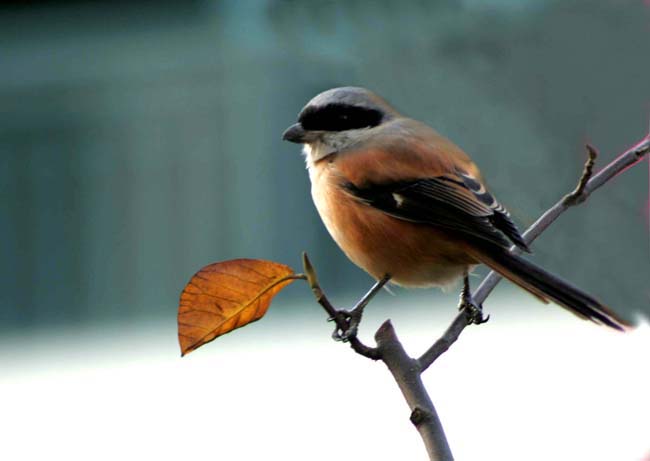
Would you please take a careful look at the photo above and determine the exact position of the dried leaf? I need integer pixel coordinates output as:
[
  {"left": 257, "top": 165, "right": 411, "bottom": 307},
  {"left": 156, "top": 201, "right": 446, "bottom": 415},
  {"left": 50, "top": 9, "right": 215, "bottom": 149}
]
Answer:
[{"left": 178, "top": 259, "right": 300, "bottom": 356}]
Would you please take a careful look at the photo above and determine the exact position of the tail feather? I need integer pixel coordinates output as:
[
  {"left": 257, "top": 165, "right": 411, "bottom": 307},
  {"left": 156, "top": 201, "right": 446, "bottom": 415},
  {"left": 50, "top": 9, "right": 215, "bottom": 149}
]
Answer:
[{"left": 468, "top": 243, "right": 628, "bottom": 331}]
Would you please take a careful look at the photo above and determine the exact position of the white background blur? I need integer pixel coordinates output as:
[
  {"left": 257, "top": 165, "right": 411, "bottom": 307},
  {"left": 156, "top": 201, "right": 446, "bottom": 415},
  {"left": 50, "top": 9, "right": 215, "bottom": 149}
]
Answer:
[{"left": 2, "top": 293, "right": 648, "bottom": 461}]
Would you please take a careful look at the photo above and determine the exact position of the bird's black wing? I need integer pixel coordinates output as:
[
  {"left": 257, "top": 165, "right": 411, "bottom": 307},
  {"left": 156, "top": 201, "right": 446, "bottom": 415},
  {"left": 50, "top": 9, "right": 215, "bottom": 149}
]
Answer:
[{"left": 343, "top": 171, "right": 530, "bottom": 252}]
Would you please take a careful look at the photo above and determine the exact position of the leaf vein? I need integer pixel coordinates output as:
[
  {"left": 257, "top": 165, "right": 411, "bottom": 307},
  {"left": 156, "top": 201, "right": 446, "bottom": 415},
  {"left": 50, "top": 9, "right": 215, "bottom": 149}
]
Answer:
[{"left": 178, "top": 321, "right": 212, "bottom": 332}]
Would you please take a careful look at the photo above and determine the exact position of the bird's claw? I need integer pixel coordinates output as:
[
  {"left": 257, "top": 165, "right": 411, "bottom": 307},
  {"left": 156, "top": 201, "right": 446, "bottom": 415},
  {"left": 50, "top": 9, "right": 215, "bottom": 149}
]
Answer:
[
  {"left": 328, "top": 309, "right": 361, "bottom": 342},
  {"left": 459, "top": 296, "right": 490, "bottom": 325}
]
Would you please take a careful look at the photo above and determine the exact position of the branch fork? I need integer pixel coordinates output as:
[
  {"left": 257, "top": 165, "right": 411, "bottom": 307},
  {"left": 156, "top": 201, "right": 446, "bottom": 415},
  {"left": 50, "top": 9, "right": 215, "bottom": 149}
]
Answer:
[{"left": 302, "top": 134, "right": 649, "bottom": 461}]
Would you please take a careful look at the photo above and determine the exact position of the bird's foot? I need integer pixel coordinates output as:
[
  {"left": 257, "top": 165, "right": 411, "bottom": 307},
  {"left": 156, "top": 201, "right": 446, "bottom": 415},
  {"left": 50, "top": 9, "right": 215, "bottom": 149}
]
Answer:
[
  {"left": 326, "top": 276, "right": 390, "bottom": 342},
  {"left": 459, "top": 293, "right": 490, "bottom": 325},
  {"left": 458, "top": 272, "right": 489, "bottom": 325},
  {"left": 328, "top": 308, "right": 362, "bottom": 342}
]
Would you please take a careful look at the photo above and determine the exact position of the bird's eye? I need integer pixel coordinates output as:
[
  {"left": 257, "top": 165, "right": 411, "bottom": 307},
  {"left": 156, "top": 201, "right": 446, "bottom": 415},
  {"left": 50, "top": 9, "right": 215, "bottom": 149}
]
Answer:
[{"left": 299, "top": 103, "right": 382, "bottom": 132}]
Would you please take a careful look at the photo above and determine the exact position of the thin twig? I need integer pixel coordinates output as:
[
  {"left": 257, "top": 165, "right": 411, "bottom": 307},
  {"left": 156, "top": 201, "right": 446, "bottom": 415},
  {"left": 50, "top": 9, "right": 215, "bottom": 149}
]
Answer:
[
  {"left": 473, "top": 135, "right": 650, "bottom": 305},
  {"left": 302, "top": 252, "right": 382, "bottom": 360},
  {"left": 418, "top": 309, "right": 472, "bottom": 372},
  {"left": 564, "top": 144, "right": 598, "bottom": 206},
  {"left": 417, "top": 137, "right": 648, "bottom": 376}
]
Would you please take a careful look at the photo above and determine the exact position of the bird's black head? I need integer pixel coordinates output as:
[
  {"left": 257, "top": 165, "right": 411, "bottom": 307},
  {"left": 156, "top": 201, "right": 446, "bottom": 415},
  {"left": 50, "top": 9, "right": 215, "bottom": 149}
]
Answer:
[{"left": 282, "top": 87, "right": 397, "bottom": 143}]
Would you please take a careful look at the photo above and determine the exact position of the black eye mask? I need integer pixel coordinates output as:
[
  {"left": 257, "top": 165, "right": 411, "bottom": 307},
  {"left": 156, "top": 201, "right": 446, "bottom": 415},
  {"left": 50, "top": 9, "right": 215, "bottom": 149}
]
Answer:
[{"left": 299, "top": 103, "right": 383, "bottom": 132}]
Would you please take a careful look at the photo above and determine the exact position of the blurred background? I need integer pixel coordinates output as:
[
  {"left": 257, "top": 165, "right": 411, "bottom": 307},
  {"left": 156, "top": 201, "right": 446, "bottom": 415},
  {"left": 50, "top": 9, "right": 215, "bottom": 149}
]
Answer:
[{"left": 1, "top": 1, "right": 649, "bottom": 460}]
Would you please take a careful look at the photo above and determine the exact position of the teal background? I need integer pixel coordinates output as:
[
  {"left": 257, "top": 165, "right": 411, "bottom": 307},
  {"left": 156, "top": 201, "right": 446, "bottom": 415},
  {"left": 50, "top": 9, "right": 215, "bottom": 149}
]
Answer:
[{"left": 1, "top": 0, "right": 648, "bottom": 332}]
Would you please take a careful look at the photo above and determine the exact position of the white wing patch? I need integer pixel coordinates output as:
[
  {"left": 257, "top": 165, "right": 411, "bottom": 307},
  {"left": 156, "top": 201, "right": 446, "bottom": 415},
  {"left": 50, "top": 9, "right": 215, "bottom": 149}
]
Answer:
[{"left": 392, "top": 193, "right": 405, "bottom": 207}]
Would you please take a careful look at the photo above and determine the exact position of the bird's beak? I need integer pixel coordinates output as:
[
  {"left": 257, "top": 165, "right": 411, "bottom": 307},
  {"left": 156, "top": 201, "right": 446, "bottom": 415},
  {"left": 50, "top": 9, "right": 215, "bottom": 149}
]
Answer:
[{"left": 282, "top": 123, "right": 307, "bottom": 144}]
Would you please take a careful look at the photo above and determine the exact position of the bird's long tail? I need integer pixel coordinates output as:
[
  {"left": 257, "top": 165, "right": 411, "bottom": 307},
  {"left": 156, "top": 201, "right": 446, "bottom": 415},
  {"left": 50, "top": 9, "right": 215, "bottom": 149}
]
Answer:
[{"left": 467, "top": 243, "right": 628, "bottom": 331}]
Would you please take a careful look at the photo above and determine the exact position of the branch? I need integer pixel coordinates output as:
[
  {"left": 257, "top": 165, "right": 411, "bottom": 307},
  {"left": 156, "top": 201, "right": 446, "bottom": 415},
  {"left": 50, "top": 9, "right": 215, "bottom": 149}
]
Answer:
[
  {"left": 375, "top": 321, "right": 453, "bottom": 461},
  {"left": 473, "top": 134, "right": 650, "bottom": 305},
  {"left": 302, "top": 252, "right": 381, "bottom": 360},
  {"left": 304, "top": 133, "right": 650, "bottom": 461},
  {"left": 418, "top": 308, "right": 473, "bottom": 373},
  {"left": 303, "top": 253, "right": 453, "bottom": 459},
  {"left": 563, "top": 143, "right": 597, "bottom": 206},
  {"left": 418, "top": 135, "right": 649, "bottom": 373}
]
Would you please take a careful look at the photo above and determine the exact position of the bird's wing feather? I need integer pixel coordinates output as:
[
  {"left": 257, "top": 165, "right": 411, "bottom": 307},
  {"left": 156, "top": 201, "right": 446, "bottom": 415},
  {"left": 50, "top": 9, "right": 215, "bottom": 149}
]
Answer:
[{"left": 343, "top": 171, "right": 529, "bottom": 252}]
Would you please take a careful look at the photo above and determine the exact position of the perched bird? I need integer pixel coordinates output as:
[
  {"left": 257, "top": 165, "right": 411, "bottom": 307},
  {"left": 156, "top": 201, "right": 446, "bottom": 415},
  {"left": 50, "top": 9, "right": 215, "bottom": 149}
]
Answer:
[{"left": 282, "top": 87, "right": 626, "bottom": 334}]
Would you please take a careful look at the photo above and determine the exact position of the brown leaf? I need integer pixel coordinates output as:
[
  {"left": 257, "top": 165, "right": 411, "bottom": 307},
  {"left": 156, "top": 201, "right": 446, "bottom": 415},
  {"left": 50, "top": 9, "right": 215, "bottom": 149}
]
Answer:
[{"left": 178, "top": 259, "right": 300, "bottom": 356}]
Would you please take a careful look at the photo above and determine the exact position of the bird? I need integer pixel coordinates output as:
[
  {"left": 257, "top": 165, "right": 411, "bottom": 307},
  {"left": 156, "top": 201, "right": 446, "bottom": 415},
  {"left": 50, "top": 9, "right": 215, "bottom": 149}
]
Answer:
[{"left": 282, "top": 86, "right": 626, "bottom": 336}]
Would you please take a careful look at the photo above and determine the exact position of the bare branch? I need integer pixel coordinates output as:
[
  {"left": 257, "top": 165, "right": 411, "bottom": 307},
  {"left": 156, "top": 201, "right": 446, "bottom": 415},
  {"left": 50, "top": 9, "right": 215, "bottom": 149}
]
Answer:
[
  {"left": 375, "top": 321, "right": 453, "bottom": 461},
  {"left": 473, "top": 135, "right": 650, "bottom": 305},
  {"left": 418, "top": 309, "right": 472, "bottom": 372},
  {"left": 564, "top": 144, "right": 598, "bottom": 206},
  {"left": 302, "top": 252, "right": 338, "bottom": 319},
  {"left": 303, "top": 134, "right": 650, "bottom": 461},
  {"left": 417, "top": 135, "right": 649, "bottom": 373},
  {"left": 302, "top": 252, "right": 381, "bottom": 360}
]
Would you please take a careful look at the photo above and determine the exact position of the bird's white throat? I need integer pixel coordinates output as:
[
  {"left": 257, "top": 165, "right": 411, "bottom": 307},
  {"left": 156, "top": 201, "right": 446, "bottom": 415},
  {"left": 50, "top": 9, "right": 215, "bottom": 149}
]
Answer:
[{"left": 302, "top": 141, "right": 335, "bottom": 171}]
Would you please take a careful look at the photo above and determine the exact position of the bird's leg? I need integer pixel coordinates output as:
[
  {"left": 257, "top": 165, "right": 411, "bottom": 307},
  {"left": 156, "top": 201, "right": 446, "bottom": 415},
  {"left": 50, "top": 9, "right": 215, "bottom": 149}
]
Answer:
[
  {"left": 330, "top": 275, "right": 391, "bottom": 342},
  {"left": 459, "top": 271, "right": 490, "bottom": 325}
]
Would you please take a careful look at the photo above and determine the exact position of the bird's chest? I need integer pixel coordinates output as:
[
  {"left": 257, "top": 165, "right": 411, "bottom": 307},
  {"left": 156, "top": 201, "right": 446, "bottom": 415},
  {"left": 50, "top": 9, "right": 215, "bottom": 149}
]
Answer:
[
  {"left": 306, "top": 155, "right": 472, "bottom": 288},
  {"left": 308, "top": 159, "right": 350, "bottom": 246}
]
